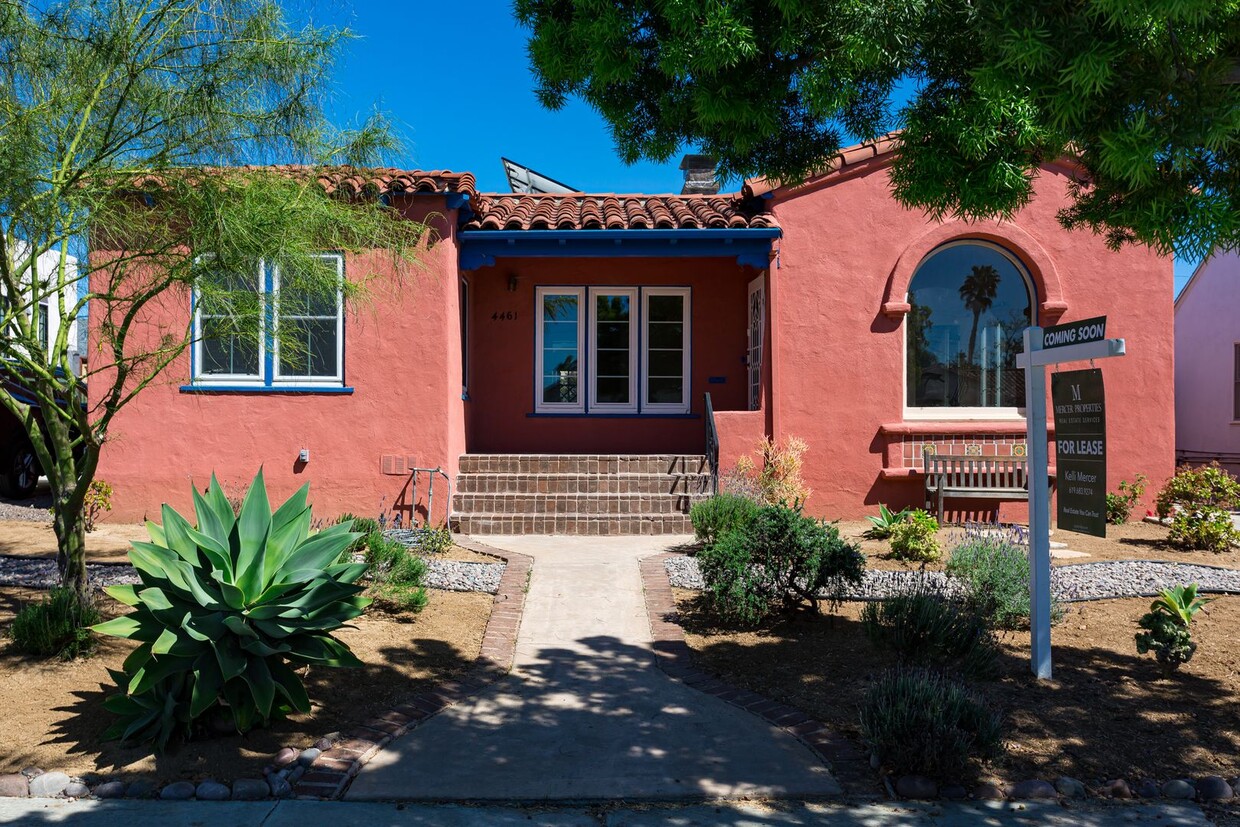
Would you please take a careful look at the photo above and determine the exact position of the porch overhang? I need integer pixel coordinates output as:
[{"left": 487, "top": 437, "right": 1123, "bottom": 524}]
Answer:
[{"left": 458, "top": 228, "right": 780, "bottom": 271}]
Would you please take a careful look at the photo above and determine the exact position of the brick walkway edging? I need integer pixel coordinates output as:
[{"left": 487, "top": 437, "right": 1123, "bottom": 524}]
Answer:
[
  {"left": 639, "top": 553, "right": 866, "bottom": 775},
  {"left": 291, "top": 538, "right": 531, "bottom": 800}
]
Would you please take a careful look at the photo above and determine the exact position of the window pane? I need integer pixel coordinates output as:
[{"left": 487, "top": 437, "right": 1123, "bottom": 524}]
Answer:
[
  {"left": 37, "top": 304, "right": 48, "bottom": 349},
  {"left": 200, "top": 316, "right": 259, "bottom": 376},
  {"left": 594, "top": 294, "right": 631, "bottom": 405},
  {"left": 648, "top": 295, "right": 683, "bottom": 322},
  {"left": 596, "top": 350, "right": 630, "bottom": 377},
  {"left": 648, "top": 322, "right": 683, "bottom": 349},
  {"left": 647, "top": 377, "right": 684, "bottom": 404},
  {"left": 648, "top": 349, "right": 682, "bottom": 376},
  {"left": 279, "top": 318, "right": 339, "bottom": 378},
  {"left": 596, "top": 321, "right": 629, "bottom": 349},
  {"left": 596, "top": 377, "right": 629, "bottom": 404},
  {"left": 541, "top": 293, "right": 579, "bottom": 406},
  {"left": 906, "top": 244, "right": 1031, "bottom": 408}
]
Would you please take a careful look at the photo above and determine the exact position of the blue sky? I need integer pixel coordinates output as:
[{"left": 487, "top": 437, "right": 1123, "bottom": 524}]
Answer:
[{"left": 318, "top": 0, "right": 1197, "bottom": 295}]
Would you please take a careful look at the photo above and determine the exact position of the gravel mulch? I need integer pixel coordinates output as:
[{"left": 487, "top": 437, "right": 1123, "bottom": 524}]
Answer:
[
  {"left": 664, "top": 555, "right": 1240, "bottom": 603},
  {"left": 0, "top": 494, "right": 52, "bottom": 523},
  {"left": 0, "top": 555, "right": 505, "bottom": 594}
]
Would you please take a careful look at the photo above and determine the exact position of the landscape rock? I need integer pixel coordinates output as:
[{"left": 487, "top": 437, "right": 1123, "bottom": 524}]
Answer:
[
  {"left": 869, "top": 753, "right": 881, "bottom": 770},
  {"left": 62, "top": 782, "right": 89, "bottom": 799},
  {"left": 1054, "top": 776, "right": 1086, "bottom": 798},
  {"left": 298, "top": 747, "right": 322, "bottom": 767},
  {"left": 1011, "top": 779, "right": 1057, "bottom": 800},
  {"left": 287, "top": 766, "right": 306, "bottom": 784},
  {"left": 941, "top": 784, "right": 968, "bottom": 800},
  {"left": 895, "top": 775, "right": 938, "bottom": 799},
  {"left": 274, "top": 747, "right": 299, "bottom": 767},
  {"left": 231, "top": 778, "right": 269, "bottom": 801},
  {"left": 1162, "top": 780, "right": 1196, "bottom": 800},
  {"left": 0, "top": 774, "right": 29, "bottom": 797},
  {"left": 196, "top": 781, "right": 231, "bottom": 801},
  {"left": 125, "top": 779, "right": 157, "bottom": 799},
  {"left": 972, "top": 783, "right": 1007, "bottom": 801},
  {"left": 1197, "top": 776, "right": 1234, "bottom": 801},
  {"left": 268, "top": 775, "right": 293, "bottom": 799},
  {"left": 94, "top": 781, "right": 126, "bottom": 799},
  {"left": 20, "top": 767, "right": 43, "bottom": 779},
  {"left": 313, "top": 736, "right": 336, "bottom": 751},
  {"left": 159, "top": 781, "right": 195, "bottom": 801},
  {"left": 1102, "top": 779, "right": 1132, "bottom": 799},
  {"left": 1135, "top": 779, "right": 1162, "bottom": 799},
  {"left": 29, "top": 771, "right": 71, "bottom": 798}
]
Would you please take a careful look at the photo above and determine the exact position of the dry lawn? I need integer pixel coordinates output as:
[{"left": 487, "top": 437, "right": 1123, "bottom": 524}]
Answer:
[
  {"left": 675, "top": 589, "right": 1240, "bottom": 786},
  {"left": 0, "top": 585, "right": 492, "bottom": 784}
]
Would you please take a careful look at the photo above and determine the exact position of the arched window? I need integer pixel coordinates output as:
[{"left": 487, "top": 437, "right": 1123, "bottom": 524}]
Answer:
[{"left": 906, "top": 241, "right": 1034, "bottom": 412}]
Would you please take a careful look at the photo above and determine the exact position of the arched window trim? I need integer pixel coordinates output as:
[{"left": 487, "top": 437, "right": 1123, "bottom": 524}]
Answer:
[{"left": 903, "top": 239, "right": 1035, "bottom": 421}]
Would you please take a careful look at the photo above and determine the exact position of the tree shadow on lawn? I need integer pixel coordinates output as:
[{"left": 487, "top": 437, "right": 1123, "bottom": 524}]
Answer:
[
  {"left": 25, "top": 633, "right": 479, "bottom": 785},
  {"left": 675, "top": 592, "right": 1240, "bottom": 786}
]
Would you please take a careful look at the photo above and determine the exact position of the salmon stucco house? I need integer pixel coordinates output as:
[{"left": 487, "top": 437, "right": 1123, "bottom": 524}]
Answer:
[{"left": 91, "top": 138, "right": 1175, "bottom": 532}]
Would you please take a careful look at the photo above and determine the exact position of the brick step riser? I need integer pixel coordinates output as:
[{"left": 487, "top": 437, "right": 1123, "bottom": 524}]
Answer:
[
  {"left": 453, "top": 515, "right": 694, "bottom": 536},
  {"left": 459, "top": 455, "right": 708, "bottom": 476},
  {"left": 453, "top": 494, "right": 705, "bottom": 516},
  {"left": 456, "top": 475, "right": 713, "bottom": 496}
]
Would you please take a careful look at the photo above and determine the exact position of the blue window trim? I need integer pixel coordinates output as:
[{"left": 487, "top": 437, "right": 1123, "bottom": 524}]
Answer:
[
  {"left": 525, "top": 412, "right": 699, "bottom": 420},
  {"left": 187, "top": 254, "right": 347, "bottom": 393},
  {"left": 460, "top": 228, "right": 779, "bottom": 271}
]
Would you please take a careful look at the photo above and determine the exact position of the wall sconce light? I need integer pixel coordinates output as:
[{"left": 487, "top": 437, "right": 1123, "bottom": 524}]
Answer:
[{"left": 507, "top": 274, "right": 518, "bottom": 292}]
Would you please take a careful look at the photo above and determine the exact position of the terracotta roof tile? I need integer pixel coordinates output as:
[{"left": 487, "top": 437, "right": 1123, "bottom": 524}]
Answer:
[
  {"left": 743, "top": 134, "right": 901, "bottom": 198},
  {"left": 463, "top": 193, "right": 774, "bottom": 232},
  {"left": 125, "top": 166, "right": 477, "bottom": 198}
]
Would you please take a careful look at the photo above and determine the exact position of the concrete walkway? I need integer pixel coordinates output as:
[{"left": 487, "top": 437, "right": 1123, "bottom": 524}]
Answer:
[
  {"left": 0, "top": 798, "right": 1214, "bottom": 826},
  {"left": 346, "top": 536, "right": 840, "bottom": 802}
]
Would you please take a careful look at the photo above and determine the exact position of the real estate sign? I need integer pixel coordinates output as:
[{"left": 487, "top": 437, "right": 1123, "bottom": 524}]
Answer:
[{"left": 1051, "top": 368, "right": 1107, "bottom": 537}]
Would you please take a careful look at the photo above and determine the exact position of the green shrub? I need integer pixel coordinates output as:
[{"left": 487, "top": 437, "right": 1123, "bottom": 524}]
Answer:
[
  {"left": 860, "top": 667, "right": 1004, "bottom": 777},
  {"left": 863, "top": 503, "right": 909, "bottom": 540},
  {"left": 697, "top": 503, "right": 865, "bottom": 624},
  {"left": 861, "top": 585, "right": 998, "bottom": 679},
  {"left": 93, "top": 471, "right": 369, "bottom": 751},
  {"left": 946, "top": 527, "right": 1059, "bottom": 630},
  {"left": 334, "top": 513, "right": 382, "bottom": 563},
  {"left": 409, "top": 526, "right": 453, "bottom": 555},
  {"left": 9, "top": 588, "right": 101, "bottom": 659},
  {"left": 1168, "top": 506, "right": 1240, "bottom": 552},
  {"left": 888, "top": 510, "right": 940, "bottom": 563},
  {"left": 1155, "top": 463, "right": 1240, "bottom": 519},
  {"left": 690, "top": 493, "right": 760, "bottom": 545},
  {"left": 1136, "top": 584, "right": 1213, "bottom": 678},
  {"left": 83, "top": 480, "right": 114, "bottom": 533},
  {"left": 1106, "top": 474, "right": 1147, "bottom": 525},
  {"left": 360, "top": 532, "right": 430, "bottom": 613}
]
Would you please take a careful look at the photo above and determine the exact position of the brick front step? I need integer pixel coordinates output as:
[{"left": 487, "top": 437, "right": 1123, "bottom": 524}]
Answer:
[
  {"left": 453, "top": 492, "right": 709, "bottom": 516},
  {"left": 456, "top": 472, "right": 713, "bottom": 496},
  {"left": 458, "top": 454, "right": 707, "bottom": 476},
  {"left": 454, "top": 513, "right": 694, "bottom": 536},
  {"left": 454, "top": 454, "right": 712, "bottom": 536}
]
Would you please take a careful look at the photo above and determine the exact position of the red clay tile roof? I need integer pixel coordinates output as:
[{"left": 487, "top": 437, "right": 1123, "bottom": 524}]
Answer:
[
  {"left": 124, "top": 166, "right": 477, "bottom": 197},
  {"left": 743, "top": 134, "right": 901, "bottom": 198},
  {"left": 463, "top": 193, "right": 775, "bottom": 231}
]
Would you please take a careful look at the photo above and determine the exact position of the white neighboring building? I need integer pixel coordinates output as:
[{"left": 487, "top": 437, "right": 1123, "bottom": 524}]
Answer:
[
  {"left": 7, "top": 243, "right": 82, "bottom": 375},
  {"left": 1174, "top": 250, "right": 1240, "bottom": 474}
]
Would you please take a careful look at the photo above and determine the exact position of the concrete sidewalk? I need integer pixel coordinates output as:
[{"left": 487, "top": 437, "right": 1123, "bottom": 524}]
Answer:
[
  {"left": 0, "top": 798, "right": 1215, "bottom": 826},
  {"left": 346, "top": 535, "right": 840, "bottom": 801}
]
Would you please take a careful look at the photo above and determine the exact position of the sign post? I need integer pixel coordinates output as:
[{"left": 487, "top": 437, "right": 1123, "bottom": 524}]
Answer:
[{"left": 1017, "top": 317, "right": 1124, "bottom": 680}]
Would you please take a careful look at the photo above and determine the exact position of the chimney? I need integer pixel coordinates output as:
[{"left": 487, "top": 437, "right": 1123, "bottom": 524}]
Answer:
[{"left": 679, "top": 154, "right": 719, "bottom": 195}]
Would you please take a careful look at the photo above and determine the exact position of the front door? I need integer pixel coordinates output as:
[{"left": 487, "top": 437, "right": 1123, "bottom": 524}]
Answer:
[{"left": 747, "top": 274, "right": 764, "bottom": 411}]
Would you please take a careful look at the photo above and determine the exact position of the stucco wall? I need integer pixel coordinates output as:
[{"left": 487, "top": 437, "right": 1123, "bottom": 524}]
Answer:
[
  {"left": 1174, "top": 251, "right": 1240, "bottom": 472},
  {"left": 91, "top": 197, "right": 465, "bottom": 524},
  {"left": 464, "top": 256, "right": 755, "bottom": 454},
  {"left": 767, "top": 161, "right": 1175, "bottom": 520}
]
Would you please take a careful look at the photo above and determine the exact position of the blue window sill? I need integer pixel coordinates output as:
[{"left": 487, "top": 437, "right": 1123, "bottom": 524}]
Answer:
[
  {"left": 526, "top": 412, "right": 699, "bottom": 419},
  {"left": 180, "top": 385, "right": 354, "bottom": 395}
]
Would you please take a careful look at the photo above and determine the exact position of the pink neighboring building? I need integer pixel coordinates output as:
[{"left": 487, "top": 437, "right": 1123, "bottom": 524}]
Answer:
[
  {"left": 1175, "top": 251, "right": 1240, "bottom": 474},
  {"left": 91, "top": 140, "right": 1176, "bottom": 531}
]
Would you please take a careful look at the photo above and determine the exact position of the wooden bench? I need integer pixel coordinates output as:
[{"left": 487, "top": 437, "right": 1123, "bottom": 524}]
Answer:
[{"left": 922, "top": 448, "right": 1041, "bottom": 518}]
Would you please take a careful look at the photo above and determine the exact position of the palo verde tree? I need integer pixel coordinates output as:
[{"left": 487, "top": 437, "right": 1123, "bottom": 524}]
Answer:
[
  {"left": 0, "top": 0, "right": 426, "bottom": 600},
  {"left": 516, "top": 0, "right": 1240, "bottom": 259}
]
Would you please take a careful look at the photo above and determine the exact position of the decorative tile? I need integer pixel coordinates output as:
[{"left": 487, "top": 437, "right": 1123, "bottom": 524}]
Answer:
[
  {"left": 964, "top": 443, "right": 982, "bottom": 456},
  {"left": 1012, "top": 443, "right": 1027, "bottom": 457}
]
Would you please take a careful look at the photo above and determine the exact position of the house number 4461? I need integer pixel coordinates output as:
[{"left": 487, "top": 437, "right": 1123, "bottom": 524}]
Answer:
[{"left": 491, "top": 311, "right": 517, "bottom": 321}]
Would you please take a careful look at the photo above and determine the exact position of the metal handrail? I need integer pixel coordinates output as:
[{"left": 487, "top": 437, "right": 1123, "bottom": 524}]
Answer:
[{"left": 703, "top": 392, "right": 719, "bottom": 495}]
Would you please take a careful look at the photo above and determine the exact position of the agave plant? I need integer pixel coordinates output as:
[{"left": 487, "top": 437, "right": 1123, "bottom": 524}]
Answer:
[
  {"left": 863, "top": 503, "right": 909, "bottom": 539},
  {"left": 1135, "top": 583, "right": 1214, "bottom": 678},
  {"left": 93, "top": 470, "right": 369, "bottom": 750}
]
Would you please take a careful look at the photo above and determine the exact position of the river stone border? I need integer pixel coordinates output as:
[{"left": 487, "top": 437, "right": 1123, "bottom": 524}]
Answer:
[{"left": 0, "top": 537, "right": 529, "bottom": 802}]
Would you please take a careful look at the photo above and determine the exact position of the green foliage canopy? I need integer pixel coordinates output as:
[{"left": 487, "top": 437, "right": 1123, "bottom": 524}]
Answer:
[{"left": 517, "top": 0, "right": 1240, "bottom": 258}]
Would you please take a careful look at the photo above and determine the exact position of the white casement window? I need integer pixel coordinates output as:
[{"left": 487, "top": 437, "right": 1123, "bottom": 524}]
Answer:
[
  {"left": 642, "top": 287, "right": 691, "bottom": 413},
  {"left": 535, "top": 285, "right": 692, "bottom": 415},
  {"left": 192, "top": 254, "right": 345, "bottom": 388},
  {"left": 535, "top": 287, "right": 585, "bottom": 413},
  {"left": 1233, "top": 343, "right": 1240, "bottom": 422},
  {"left": 273, "top": 254, "right": 344, "bottom": 384},
  {"left": 192, "top": 258, "right": 265, "bottom": 384},
  {"left": 589, "top": 288, "right": 638, "bottom": 413}
]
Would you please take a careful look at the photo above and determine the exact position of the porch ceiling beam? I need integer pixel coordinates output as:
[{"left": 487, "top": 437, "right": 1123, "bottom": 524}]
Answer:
[{"left": 458, "top": 228, "right": 780, "bottom": 271}]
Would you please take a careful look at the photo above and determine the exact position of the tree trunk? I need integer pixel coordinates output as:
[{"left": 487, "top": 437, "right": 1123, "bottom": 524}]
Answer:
[{"left": 53, "top": 497, "right": 89, "bottom": 601}]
